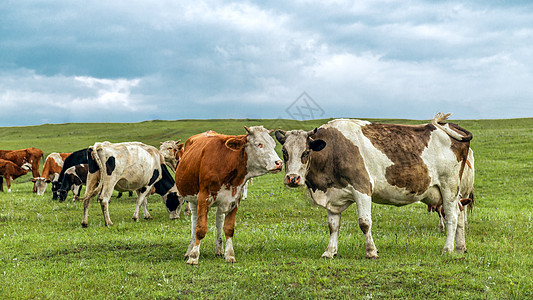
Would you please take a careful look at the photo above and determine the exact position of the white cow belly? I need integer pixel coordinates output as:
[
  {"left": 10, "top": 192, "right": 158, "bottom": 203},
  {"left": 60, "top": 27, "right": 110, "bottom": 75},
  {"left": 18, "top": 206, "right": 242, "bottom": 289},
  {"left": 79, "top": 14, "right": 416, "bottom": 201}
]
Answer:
[
  {"left": 213, "top": 186, "right": 240, "bottom": 214},
  {"left": 309, "top": 186, "right": 355, "bottom": 214}
]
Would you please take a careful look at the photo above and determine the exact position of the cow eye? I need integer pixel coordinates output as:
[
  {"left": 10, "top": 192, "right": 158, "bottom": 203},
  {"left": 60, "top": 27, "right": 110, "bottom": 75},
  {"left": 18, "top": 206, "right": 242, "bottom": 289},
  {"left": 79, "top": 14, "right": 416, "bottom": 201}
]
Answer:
[{"left": 257, "top": 143, "right": 263, "bottom": 148}]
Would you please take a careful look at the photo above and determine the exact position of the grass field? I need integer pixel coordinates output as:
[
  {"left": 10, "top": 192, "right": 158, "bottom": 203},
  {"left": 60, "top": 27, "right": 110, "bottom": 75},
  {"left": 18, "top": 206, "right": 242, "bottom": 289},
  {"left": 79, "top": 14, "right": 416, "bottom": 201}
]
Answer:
[{"left": 1, "top": 117, "right": 532, "bottom": 299}]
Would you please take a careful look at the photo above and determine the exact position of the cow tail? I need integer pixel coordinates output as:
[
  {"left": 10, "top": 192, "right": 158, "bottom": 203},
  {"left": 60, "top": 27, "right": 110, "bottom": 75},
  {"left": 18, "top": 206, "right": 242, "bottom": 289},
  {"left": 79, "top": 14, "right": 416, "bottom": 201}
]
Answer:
[
  {"left": 80, "top": 146, "right": 105, "bottom": 201},
  {"left": 432, "top": 112, "right": 473, "bottom": 142}
]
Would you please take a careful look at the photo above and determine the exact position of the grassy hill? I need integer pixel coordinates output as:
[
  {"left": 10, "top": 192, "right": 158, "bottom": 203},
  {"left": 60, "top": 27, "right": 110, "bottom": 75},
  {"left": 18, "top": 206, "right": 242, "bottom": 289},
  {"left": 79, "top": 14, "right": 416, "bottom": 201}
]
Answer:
[{"left": 1, "top": 117, "right": 532, "bottom": 299}]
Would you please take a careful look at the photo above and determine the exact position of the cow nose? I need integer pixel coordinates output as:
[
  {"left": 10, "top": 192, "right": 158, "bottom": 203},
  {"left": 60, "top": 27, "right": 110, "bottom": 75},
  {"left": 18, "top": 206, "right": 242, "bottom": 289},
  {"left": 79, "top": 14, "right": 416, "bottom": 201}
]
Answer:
[
  {"left": 285, "top": 175, "right": 301, "bottom": 186},
  {"left": 274, "top": 160, "right": 283, "bottom": 170}
]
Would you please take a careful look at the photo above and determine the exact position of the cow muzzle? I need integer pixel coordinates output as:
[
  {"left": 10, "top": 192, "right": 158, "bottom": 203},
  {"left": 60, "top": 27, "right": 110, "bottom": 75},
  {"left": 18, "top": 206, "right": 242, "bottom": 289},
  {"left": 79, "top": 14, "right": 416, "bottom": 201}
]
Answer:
[
  {"left": 269, "top": 160, "right": 283, "bottom": 173},
  {"left": 285, "top": 174, "right": 303, "bottom": 187}
]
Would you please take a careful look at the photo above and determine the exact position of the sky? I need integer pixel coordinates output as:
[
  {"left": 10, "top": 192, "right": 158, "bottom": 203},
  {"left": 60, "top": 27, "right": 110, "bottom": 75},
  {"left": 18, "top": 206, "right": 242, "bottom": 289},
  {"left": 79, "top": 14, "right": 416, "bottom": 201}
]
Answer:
[{"left": 1, "top": 0, "right": 532, "bottom": 126}]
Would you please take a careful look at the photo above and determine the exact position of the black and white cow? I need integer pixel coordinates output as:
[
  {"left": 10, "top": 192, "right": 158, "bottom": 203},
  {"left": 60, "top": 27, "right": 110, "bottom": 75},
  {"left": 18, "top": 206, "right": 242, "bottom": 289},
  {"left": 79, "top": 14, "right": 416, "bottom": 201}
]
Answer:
[
  {"left": 275, "top": 113, "right": 472, "bottom": 259},
  {"left": 53, "top": 148, "right": 88, "bottom": 201},
  {"left": 80, "top": 141, "right": 182, "bottom": 227},
  {"left": 58, "top": 164, "right": 88, "bottom": 202}
]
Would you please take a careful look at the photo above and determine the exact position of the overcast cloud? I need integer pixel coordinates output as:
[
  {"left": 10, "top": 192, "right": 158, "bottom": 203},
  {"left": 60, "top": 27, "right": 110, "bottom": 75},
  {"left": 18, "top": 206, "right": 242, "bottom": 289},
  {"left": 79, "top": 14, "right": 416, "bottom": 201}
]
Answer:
[{"left": 1, "top": 0, "right": 532, "bottom": 126}]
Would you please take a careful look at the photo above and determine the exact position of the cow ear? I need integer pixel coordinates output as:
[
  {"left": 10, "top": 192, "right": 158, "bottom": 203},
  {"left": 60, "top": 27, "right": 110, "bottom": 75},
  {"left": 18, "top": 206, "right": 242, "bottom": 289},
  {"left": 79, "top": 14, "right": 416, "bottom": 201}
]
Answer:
[
  {"left": 225, "top": 137, "right": 246, "bottom": 151},
  {"left": 309, "top": 139, "right": 326, "bottom": 151},
  {"left": 275, "top": 130, "right": 286, "bottom": 145}
]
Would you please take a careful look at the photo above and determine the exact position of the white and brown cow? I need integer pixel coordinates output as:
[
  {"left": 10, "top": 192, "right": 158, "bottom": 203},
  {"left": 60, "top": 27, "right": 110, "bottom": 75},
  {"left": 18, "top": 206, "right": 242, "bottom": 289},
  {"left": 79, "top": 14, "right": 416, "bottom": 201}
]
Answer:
[
  {"left": 176, "top": 126, "right": 282, "bottom": 265},
  {"left": 32, "top": 152, "right": 71, "bottom": 196},
  {"left": 275, "top": 113, "right": 472, "bottom": 259},
  {"left": 0, "top": 159, "right": 32, "bottom": 192},
  {"left": 80, "top": 142, "right": 183, "bottom": 227},
  {"left": 430, "top": 148, "right": 475, "bottom": 231}
]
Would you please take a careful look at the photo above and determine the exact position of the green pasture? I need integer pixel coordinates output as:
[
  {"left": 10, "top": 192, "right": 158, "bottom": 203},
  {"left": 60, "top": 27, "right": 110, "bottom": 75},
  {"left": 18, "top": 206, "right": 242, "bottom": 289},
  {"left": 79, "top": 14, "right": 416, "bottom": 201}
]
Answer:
[{"left": 0, "top": 117, "right": 532, "bottom": 299}]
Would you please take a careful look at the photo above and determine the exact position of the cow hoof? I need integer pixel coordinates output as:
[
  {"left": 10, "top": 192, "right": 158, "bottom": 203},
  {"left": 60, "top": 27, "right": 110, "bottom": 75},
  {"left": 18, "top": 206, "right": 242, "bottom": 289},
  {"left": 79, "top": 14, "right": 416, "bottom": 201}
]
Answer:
[
  {"left": 225, "top": 256, "right": 236, "bottom": 263},
  {"left": 106, "top": 222, "right": 114, "bottom": 227},
  {"left": 321, "top": 251, "right": 336, "bottom": 259},
  {"left": 455, "top": 247, "right": 467, "bottom": 254},
  {"left": 144, "top": 216, "right": 153, "bottom": 220},
  {"left": 81, "top": 223, "right": 88, "bottom": 228},
  {"left": 186, "top": 257, "right": 199, "bottom": 265},
  {"left": 132, "top": 217, "right": 139, "bottom": 222},
  {"left": 365, "top": 253, "right": 379, "bottom": 259}
]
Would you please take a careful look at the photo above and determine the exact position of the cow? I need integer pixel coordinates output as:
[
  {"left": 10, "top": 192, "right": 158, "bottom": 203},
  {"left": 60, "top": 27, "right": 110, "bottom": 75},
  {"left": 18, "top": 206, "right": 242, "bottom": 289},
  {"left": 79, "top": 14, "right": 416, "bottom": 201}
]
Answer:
[
  {"left": 80, "top": 141, "right": 182, "bottom": 227},
  {"left": 0, "top": 147, "right": 44, "bottom": 192},
  {"left": 32, "top": 152, "right": 71, "bottom": 196},
  {"left": 430, "top": 148, "right": 475, "bottom": 231},
  {"left": 275, "top": 113, "right": 472, "bottom": 259},
  {"left": 52, "top": 148, "right": 88, "bottom": 200},
  {"left": 176, "top": 126, "right": 282, "bottom": 265},
  {"left": 57, "top": 164, "right": 88, "bottom": 202},
  {"left": 0, "top": 159, "right": 32, "bottom": 192}
]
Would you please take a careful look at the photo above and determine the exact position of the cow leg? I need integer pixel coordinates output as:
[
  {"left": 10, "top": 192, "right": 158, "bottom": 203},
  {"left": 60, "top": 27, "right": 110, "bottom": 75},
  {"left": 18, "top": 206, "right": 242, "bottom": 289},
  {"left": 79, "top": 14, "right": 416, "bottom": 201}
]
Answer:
[
  {"left": 223, "top": 205, "right": 239, "bottom": 263},
  {"left": 132, "top": 189, "right": 152, "bottom": 221},
  {"left": 81, "top": 194, "right": 92, "bottom": 228},
  {"left": 214, "top": 207, "right": 225, "bottom": 256},
  {"left": 0, "top": 176, "right": 3, "bottom": 192},
  {"left": 355, "top": 194, "right": 378, "bottom": 259},
  {"left": 72, "top": 184, "right": 82, "bottom": 202},
  {"left": 455, "top": 203, "right": 467, "bottom": 253},
  {"left": 184, "top": 201, "right": 191, "bottom": 216},
  {"left": 438, "top": 208, "right": 445, "bottom": 232},
  {"left": 442, "top": 192, "right": 460, "bottom": 254},
  {"left": 185, "top": 201, "right": 198, "bottom": 259},
  {"left": 241, "top": 180, "right": 248, "bottom": 200},
  {"left": 187, "top": 190, "right": 209, "bottom": 265},
  {"left": 5, "top": 176, "right": 12, "bottom": 193},
  {"left": 99, "top": 187, "right": 115, "bottom": 226},
  {"left": 322, "top": 210, "right": 341, "bottom": 259}
]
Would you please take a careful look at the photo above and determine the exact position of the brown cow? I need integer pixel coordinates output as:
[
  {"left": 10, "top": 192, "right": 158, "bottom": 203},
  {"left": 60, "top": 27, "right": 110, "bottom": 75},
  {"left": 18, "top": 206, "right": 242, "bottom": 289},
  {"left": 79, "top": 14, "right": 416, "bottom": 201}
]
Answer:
[
  {"left": 176, "top": 126, "right": 282, "bottom": 265},
  {"left": 0, "top": 148, "right": 44, "bottom": 192},
  {"left": 0, "top": 159, "right": 32, "bottom": 192},
  {"left": 32, "top": 152, "right": 71, "bottom": 196}
]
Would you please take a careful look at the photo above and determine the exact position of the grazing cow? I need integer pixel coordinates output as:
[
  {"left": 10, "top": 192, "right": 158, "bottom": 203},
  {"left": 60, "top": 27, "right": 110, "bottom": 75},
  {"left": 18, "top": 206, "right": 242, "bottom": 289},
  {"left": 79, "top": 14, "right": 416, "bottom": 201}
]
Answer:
[
  {"left": 275, "top": 113, "right": 472, "bottom": 259},
  {"left": 176, "top": 126, "right": 282, "bottom": 265},
  {"left": 80, "top": 142, "right": 182, "bottom": 227},
  {"left": 32, "top": 152, "right": 71, "bottom": 196},
  {"left": 430, "top": 148, "right": 475, "bottom": 231},
  {"left": 0, "top": 159, "right": 32, "bottom": 192},
  {"left": 52, "top": 148, "right": 88, "bottom": 200},
  {"left": 0, "top": 148, "right": 44, "bottom": 192},
  {"left": 159, "top": 140, "right": 184, "bottom": 172},
  {"left": 58, "top": 164, "right": 88, "bottom": 202}
]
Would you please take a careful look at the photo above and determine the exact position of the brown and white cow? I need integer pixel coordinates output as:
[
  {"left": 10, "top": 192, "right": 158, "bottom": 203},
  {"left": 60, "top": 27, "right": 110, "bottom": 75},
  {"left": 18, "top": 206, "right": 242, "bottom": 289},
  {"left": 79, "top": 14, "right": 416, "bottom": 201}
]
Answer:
[
  {"left": 0, "top": 147, "right": 43, "bottom": 192},
  {"left": 176, "top": 126, "right": 282, "bottom": 265},
  {"left": 32, "top": 152, "right": 71, "bottom": 196},
  {"left": 275, "top": 113, "right": 472, "bottom": 259},
  {"left": 430, "top": 148, "right": 475, "bottom": 231},
  {"left": 0, "top": 159, "right": 32, "bottom": 192},
  {"left": 80, "top": 142, "right": 183, "bottom": 227}
]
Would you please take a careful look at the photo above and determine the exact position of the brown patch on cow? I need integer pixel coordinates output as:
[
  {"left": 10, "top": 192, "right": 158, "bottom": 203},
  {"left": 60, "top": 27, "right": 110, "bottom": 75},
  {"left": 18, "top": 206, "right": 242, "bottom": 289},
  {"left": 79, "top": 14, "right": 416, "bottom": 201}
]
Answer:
[
  {"left": 361, "top": 123, "right": 435, "bottom": 195},
  {"left": 176, "top": 131, "right": 248, "bottom": 198},
  {"left": 307, "top": 127, "right": 372, "bottom": 195}
]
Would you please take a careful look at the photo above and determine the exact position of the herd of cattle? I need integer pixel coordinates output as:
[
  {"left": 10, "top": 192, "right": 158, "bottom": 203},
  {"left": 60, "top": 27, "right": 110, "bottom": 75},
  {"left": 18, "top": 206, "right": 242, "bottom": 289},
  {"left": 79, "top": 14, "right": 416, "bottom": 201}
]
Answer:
[{"left": 0, "top": 113, "right": 475, "bottom": 264}]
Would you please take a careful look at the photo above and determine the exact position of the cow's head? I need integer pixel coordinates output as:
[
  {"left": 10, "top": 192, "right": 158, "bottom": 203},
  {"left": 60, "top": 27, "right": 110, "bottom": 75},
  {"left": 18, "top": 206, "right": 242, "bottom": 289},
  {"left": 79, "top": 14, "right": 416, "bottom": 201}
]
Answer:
[
  {"left": 159, "top": 140, "right": 184, "bottom": 171},
  {"left": 32, "top": 177, "right": 50, "bottom": 196},
  {"left": 275, "top": 129, "right": 326, "bottom": 187},
  {"left": 229, "top": 126, "right": 282, "bottom": 177}
]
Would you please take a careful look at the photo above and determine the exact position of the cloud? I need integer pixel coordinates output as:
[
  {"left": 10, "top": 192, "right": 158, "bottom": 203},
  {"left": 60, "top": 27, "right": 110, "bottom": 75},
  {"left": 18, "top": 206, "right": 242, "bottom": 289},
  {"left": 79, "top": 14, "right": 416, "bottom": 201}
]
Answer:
[{"left": 1, "top": 0, "right": 532, "bottom": 126}]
